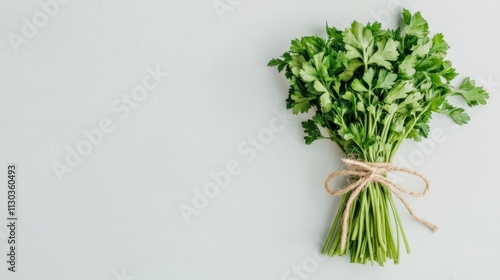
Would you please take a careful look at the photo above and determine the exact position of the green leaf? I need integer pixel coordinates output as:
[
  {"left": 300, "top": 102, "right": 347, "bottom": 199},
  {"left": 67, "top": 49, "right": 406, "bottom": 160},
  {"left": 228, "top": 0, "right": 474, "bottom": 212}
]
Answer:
[
  {"left": 290, "top": 91, "right": 312, "bottom": 114},
  {"left": 367, "top": 38, "right": 399, "bottom": 69},
  {"left": 366, "top": 22, "right": 382, "bottom": 37},
  {"left": 356, "top": 101, "right": 365, "bottom": 112},
  {"left": 410, "top": 38, "right": 432, "bottom": 57},
  {"left": 289, "top": 55, "right": 306, "bottom": 77},
  {"left": 302, "top": 120, "right": 323, "bottom": 144},
  {"left": 367, "top": 104, "right": 376, "bottom": 115},
  {"left": 408, "top": 122, "right": 430, "bottom": 141},
  {"left": 326, "top": 24, "right": 343, "bottom": 42},
  {"left": 341, "top": 91, "right": 356, "bottom": 103},
  {"left": 430, "top": 33, "right": 449, "bottom": 54},
  {"left": 290, "top": 39, "right": 305, "bottom": 53},
  {"left": 453, "top": 77, "right": 489, "bottom": 106},
  {"left": 428, "top": 95, "right": 443, "bottom": 111},
  {"left": 301, "top": 36, "right": 326, "bottom": 58},
  {"left": 439, "top": 100, "right": 470, "bottom": 125},
  {"left": 299, "top": 63, "right": 318, "bottom": 82},
  {"left": 383, "top": 103, "right": 398, "bottom": 114},
  {"left": 397, "top": 91, "right": 424, "bottom": 115},
  {"left": 313, "top": 80, "right": 329, "bottom": 94},
  {"left": 439, "top": 61, "right": 458, "bottom": 81},
  {"left": 312, "top": 114, "right": 326, "bottom": 126},
  {"left": 348, "top": 123, "right": 363, "bottom": 142},
  {"left": 362, "top": 68, "right": 375, "bottom": 87},
  {"left": 313, "top": 52, "right": 326, "bottom": 70},
  {"left": 320, "top": 92, "right": 333, "bottom": 112},
  {"left": 339, "top": 128, "right": 354, "bottom": 141},
  {"left": 343, "top": 21, "right": 374, "bottom": 50},
  {"left": 268, "top": 58, "right": 283, "bottom": 67},
  {"left": 343, "top": 21, "right": 374, "bottom": 60},
  {"left": 289, "top": 55, "right": 306, "bottom": 76},
  {"left": 426, "top": 73, "right": 444, "bottom": 86},
  {"left": 351, "top": 79, "right": 369, "bottom": 92},
  {"left": 374, "top": 69, "right": 397, "bottom": 90},
  {"left": 339, "top": 59, "right": 363, "bottom": 81},
  {"left": 402, "top": 9, "right": 429, "bottom": 38},
  {"left": 345, "top": 45, "right": 362, "bottom": 60},
  {"left": 398, "top": 55, "right": 417, "bottom": 76},
  {"left": 424, "top": 88, "right": 440, "bottom": 103},
  {"left": 384, "top": 81, "right": 413, "bottom": 103},
  {"left": 416, "top": 57, "right": 442, "bottom": 72},
  {"left": 390, "top": 118, "right": 405, "bottom": 133},
  {"left": 362, "top": 135, "right": 377, "bottom": 149}
]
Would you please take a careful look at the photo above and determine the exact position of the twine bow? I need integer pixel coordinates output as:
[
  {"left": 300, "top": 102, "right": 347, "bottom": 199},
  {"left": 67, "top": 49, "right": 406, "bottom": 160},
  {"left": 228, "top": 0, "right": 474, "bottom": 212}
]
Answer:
[{"left": 325, "top": 158, "right": 439, "bottom": 252}]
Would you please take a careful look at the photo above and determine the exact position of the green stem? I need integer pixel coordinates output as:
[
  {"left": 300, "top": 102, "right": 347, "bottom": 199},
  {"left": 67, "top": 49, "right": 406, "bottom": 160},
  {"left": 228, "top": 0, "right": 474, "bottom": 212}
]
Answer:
[
  {"left": 322, "top": 194, "right": 347, "bottom": 254},
  {"left": 322, "top": 145, "right": 412, "bottom": 265}
]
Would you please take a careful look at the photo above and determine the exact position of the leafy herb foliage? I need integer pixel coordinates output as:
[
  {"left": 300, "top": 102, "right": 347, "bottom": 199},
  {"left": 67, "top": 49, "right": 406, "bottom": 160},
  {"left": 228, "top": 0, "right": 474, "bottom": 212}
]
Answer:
[{"left": 269, "top": 9, "right": 488, "bottom": 265}]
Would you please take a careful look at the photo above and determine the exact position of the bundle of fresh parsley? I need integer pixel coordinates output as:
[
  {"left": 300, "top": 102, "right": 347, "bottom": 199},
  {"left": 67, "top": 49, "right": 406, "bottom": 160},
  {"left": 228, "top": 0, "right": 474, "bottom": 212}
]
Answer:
[{"left": 268, "top": 9, "right": 488, "bottom": 265}]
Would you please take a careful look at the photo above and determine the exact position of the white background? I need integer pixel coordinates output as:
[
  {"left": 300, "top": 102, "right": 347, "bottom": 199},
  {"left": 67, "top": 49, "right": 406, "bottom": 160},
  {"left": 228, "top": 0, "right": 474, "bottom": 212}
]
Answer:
[{"left": 1, "top": 0, "right": 500, "bottom": 279}]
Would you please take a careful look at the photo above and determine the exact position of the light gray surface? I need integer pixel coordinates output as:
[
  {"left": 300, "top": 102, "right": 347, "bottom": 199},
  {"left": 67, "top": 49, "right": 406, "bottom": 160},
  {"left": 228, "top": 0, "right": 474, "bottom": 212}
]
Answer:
[{"left": 1, "top": 0, "right": 499, "bottom": 279}]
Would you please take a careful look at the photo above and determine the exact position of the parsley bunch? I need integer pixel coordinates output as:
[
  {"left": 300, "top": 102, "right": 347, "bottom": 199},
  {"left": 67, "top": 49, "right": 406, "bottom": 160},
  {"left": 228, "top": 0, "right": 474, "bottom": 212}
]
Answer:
[{"left": 268, "top": 9, "right": 488, "bottom": 265}]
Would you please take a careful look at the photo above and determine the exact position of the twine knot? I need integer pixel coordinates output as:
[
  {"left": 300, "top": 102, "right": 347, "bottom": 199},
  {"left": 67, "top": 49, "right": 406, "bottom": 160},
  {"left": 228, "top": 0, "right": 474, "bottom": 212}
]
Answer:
[{"left": 325, "top": 158, "right": 438, "bottom": 252}]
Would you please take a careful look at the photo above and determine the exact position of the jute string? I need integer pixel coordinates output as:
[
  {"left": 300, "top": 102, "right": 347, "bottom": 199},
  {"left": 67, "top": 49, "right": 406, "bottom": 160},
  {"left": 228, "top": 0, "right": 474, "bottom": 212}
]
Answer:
[{"left": 325, "top": 158, "right": 439, "bottom": 252}]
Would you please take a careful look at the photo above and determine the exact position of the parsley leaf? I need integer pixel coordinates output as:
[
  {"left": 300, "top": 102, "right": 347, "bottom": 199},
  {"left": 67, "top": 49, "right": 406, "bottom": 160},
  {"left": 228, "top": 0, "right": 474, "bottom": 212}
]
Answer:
[
  {"left": 374, "top": 69, "right": 397, "bottom": 90},
  {"left": 302, "top": 120, "right": 323, "bottom": 144},
  {"left": 343, "top": 21, "right": 374, "bottom": 60},
  {"left": 453, "top": 77, "right": 489, "bottom": 106},
  {"left": 439, "top": 100, "right": 470, "bottom": 124},
  {"left": 368, "top": 38, "right": 399, "bottom": 69},
  {"left": 402, "top": 9, "right": 429, "bottom": 38}
]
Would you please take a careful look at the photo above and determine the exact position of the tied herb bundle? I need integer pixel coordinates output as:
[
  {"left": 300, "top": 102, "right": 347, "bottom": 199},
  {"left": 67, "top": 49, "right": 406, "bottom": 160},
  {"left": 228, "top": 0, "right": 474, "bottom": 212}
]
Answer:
[{"left": 268, "top": 9, "right": 488, "bottom": 265}]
